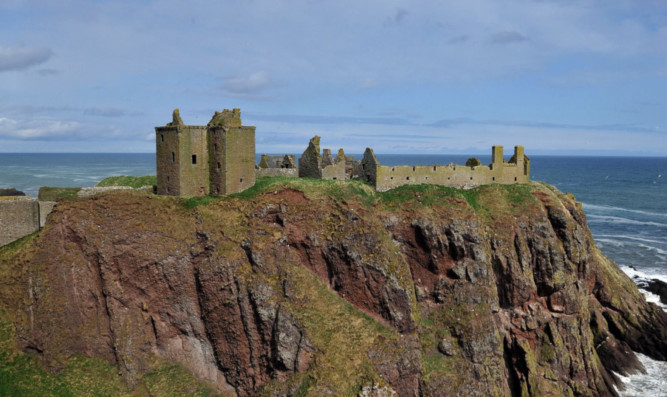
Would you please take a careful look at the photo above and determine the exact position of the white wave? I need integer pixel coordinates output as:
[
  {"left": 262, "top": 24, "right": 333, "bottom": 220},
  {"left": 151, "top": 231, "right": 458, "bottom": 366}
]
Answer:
[
  {"left": 587, "top": 214, "right": 667, "bottom": 228},
  {"left": 582, "top": 202, "right": 667, "bottom": 219},
  {"left": 638, "top": 289, "right": 667, "bottom": 311},
  {"left": 621, "top": 265, "right": 667, "bottom": 284},
  {"left": 637, "top": 243, "right": 667, "bottom": 257},
  {"left": 595, "top": 238, "right": 626, "bottom": 248},
  {"left": 595, "top": 234, "right": 667, "bottom": 246},
  {"left": 616, "top": 353, "right": 667, "bottom": 397}
]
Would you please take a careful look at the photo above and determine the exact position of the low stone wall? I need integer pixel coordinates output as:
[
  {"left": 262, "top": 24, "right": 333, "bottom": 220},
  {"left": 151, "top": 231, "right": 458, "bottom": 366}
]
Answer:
[
  {"left": 374, "top": 163, "right": 529, "bottom": 192},
  {"left": 0, "top": 198, "right": 40, "bottom": 246},
  {"left": 321, "top": 161, "right": 346, "bottom": 180},
  {"left": 256, "top": 168, "right": 299, "bottom": 178},
  {"left": 39, "top": 201, "right": 56, "bottom": 228}
]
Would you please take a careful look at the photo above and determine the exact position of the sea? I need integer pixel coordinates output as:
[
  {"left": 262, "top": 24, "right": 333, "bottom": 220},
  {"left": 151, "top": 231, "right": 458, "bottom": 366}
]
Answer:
[{"left": 0, "top": 153, "right": 665, "bottom": 396}]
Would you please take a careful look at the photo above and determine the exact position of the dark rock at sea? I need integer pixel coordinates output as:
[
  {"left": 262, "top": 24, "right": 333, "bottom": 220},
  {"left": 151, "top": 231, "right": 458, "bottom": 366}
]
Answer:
[
  {"left": 0, "top": 188, "right": 26, "bottom": 196},
  {"left": 637, "top": 278, "right": 667, "bottom": 305}
]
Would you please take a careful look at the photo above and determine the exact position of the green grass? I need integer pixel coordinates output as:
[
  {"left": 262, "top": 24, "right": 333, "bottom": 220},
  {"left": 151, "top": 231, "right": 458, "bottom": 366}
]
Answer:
[
  {"left": 37, "top": 187, "right": 81, "bottom": 202},
  {"left": 182, "top": 195, "right": 220, "bottom": 209},
  {"left": 0, "top": 313, "right": 222, "bottom": 397},
  {"left": 96, "top": 175, "right": 156, "bottom": 189},
  {"left": 378, "top": 183, "right": 481, "bottom": 211}
]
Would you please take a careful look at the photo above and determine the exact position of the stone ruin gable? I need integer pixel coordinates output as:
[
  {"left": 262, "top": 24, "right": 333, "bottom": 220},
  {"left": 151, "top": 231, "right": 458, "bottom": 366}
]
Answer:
[
  {"left": 0, "top": 197, "right": 40, "bottom": 246},
  {"left": 365, "top": 145, "right": 530, "bottom": 192},
  {"left": 155, "top": 108, "right": 256, "bottom": 197},
  {"left": 298, "top": 136, "right": 323, "bottom": 178},
  {"left": 207, "top": 109, "right": 256, "bottom": 195},
  {"left": 490, "top": 145, "right": 530, "bottom": 184},
  {"left": 256, "top": 154, "right": 298, "bottom": 178},
  {"left": 207, "top": 108, "right": 242, "bottom": 127},
  {"left": 321, "top": 148, "right": 347, "bottom": 180},
  {"left": 258, "top": 154, "right": 296, "bottom": 169},
  {"left": 360, "top": 148, "right": 380, "bottom": 185},
  {"left": 298, "top": 136, "right": 349, "bottom": 180}
]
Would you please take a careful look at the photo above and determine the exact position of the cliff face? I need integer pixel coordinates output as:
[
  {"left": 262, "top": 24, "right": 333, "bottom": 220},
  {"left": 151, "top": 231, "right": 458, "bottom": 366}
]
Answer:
[{"left": 1, "top": 180, "right": 665, "bottom": 396}]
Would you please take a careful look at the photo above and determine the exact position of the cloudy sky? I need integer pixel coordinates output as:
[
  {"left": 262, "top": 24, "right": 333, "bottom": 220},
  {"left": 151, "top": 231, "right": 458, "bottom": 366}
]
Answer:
[{"left": 1, "top": 0, "right": 666, "bottom": 155}]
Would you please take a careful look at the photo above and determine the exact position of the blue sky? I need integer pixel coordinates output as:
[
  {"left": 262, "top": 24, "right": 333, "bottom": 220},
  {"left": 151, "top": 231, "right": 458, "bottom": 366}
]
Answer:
[{"left": 1, "top": 0, "right": 666, "bottom": 155}]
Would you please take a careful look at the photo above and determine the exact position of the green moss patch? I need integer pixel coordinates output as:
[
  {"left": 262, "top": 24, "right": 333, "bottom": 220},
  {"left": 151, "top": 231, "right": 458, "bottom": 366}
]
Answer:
[
  {"left": 96, "top": 175, "right": 156, "bottom": 189},
  {"left": 37, "top": 187, "right": 81, "bottom": 202}
]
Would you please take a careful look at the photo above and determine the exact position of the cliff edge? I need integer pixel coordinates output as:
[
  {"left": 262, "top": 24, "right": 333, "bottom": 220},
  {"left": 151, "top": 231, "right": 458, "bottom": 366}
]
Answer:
[{"left": 0, "top": 179, "right": 665, "bottom": 396}]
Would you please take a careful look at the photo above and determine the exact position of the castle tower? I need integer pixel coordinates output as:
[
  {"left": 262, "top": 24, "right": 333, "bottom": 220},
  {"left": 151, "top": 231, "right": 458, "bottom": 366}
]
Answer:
[
  {"left": 155, "top": 110, "right": 210, "bottom": 196},
  {"left": 513, "top": 145, "right": 530, "bottom": 180},
  {"left": 155, "top": 108, "right": 255, "bottom": 196},
  {"left": 208, "top": 109, "right": 256, "bottom": 195},
  {"left": 491, "top": 146, "right": 504, "bottom": 169}
]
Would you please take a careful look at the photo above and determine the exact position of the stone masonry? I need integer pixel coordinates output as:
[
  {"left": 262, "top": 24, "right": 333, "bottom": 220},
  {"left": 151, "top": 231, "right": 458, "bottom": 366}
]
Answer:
[
  {"left": 360, "top": 145, "right": 530, "bottom": 191},
  {"left": 155, "top": 109, "right": 256, "bottom": 196}
]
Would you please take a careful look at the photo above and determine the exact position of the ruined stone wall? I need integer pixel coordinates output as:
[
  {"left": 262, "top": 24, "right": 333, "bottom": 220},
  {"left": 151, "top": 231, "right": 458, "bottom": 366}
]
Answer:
[
  {"left": 156, "top": 125, "right": 210, "bottom": 196},
  {"left": 298, "top": 137, "right": 322, "bottom": 179},
  {"left": 155, "top": 126, "right": 181, "bottom": 195},
  {"left": 255, "top": 168, "right": 299, "bottom": 178},
  {"left": 0, "top": 198, "right": 39, "bottom": 246},
  {"left": 321, "top": 161, "right": 346, "bottom": 180},
  {"left": 210, "top": 126, "right": 255, "bottom": 195},
  {"left": 371, "top": 146, "right": 529, "bottom": 192},
  {"left": 360, "top": 149, "right": 379, "bottom": 185},
  {"left": 39, "top": 201, "right": 56, "bottom": 228},
  {"left": 178, "top": 126, "right": 210, "bottom": 196}
]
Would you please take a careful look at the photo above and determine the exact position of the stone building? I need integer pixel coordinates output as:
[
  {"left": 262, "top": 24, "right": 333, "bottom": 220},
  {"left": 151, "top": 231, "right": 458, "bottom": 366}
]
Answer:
[
  {"left": 155, "top": 109, "right": 255, "bottom": 196},
  {"left": 256, "top": 154, "right": 298, "bottom": 178},
  {"left": 360, "top": 145, "right": 530, "bottom": 191},
  {"left": 298, "top": 136, "right": 358, "bottom": 180}
]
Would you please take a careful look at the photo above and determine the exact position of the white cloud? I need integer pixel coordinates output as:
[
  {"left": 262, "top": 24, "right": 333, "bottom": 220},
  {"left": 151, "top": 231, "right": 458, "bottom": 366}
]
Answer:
[
  {"left": 222, "top": 71, "right": 273, "bottom": 94},
  {"left": 0, "top": 117, "right": 79, "bottom": 139},
  {"left": 0, "top": 44, "right": 53, "bottom": 72}
]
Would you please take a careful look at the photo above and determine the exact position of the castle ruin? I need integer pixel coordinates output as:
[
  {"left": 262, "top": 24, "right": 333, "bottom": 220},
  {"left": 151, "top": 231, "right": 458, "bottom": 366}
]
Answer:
[
  {"left": 359, "top": 145, "right": 530, "bottom": 191},
  {"left": 155, "top": 109, "right": 255, "bottom": 196},
  {"left": 155, "top": 108, "right": 530, "bottom": 197}
]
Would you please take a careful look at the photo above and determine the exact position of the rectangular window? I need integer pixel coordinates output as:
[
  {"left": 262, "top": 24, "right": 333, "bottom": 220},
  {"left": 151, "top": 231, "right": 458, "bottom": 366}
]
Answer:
[
  {"left": 161, "top": 134, "right": 164, "bottom": 142},
  {"left": 171, "top": 152, "right": 175, "bottom": 163},
  {"left": 192, "top": 154, "right": 197, "bottom": 164}
]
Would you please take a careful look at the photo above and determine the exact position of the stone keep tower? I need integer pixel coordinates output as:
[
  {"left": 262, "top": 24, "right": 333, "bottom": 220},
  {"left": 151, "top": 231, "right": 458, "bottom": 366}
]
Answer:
[{"left": 155, "top": 108, "right": 255, "bottom": 196}]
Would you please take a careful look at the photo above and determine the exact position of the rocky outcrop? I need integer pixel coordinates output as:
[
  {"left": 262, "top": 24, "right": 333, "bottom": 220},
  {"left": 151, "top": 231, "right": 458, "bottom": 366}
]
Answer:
[
  {"left": 0, "top": 188, "right": 26, "bottom": 196},
  {"left": 0, "top": 182, "right": 665, "bottom": 396}
]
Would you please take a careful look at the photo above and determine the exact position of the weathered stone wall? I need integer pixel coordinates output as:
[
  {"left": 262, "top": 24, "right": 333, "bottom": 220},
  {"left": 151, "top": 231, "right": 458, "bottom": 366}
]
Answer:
[
  {"left": 0, "top": 198, "right": 39, "bottom": 246},
  {"left": 256, "top": 168, "right": 299, "bottom": 178},
  {"left": 360, "top": 148, "right": 379, "bottom": 185},
  {"left": 155, "top": 126, "right": 181, "bottom": 195},
  {"left": 38, "top": 201, "right": 56, "bottom": 228},
  {"left": 258, "top": 154, "right": 296, "bottom": 169},
  {"left": 298, "top": 136, "right": 322, "bottom": 178},
  {"left": 321, "top": 161, "right": 346, "bottom": 180},
  {"left": 371, "top": 146, "right": 529, "bottom": 192},
  {"left": 156, "top": 125, "right": 210, "bottom": 197},
  {"left": 178, "top": 126, "right": 210, "bottom": 196},
  {"left": 210, "top": 126, "right": 256, "bottom": 195}
]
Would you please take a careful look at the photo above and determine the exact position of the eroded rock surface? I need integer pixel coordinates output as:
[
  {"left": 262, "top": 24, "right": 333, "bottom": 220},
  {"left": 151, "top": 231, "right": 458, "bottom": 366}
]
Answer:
[{"left": 1, "top": 182, "right": 665, "bottom": 396}]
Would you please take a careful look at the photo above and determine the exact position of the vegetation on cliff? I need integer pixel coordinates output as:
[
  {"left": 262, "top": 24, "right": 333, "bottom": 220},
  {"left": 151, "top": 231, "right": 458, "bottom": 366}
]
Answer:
[
  {"left": 0, "top": 178, "right": 665, "bottom": 396},
  {"left": 96, "top": 175, "right": 157, "bottom": 189}
]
